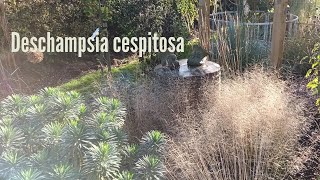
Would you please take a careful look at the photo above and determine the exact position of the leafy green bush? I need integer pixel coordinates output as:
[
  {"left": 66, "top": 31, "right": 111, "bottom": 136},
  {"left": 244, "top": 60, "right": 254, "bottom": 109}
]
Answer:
[
  {"left": 176, "top": 0, "right": 197, "bottom": 33},
  {"left": 5, "top": 0, "right": 188, "bottom": 40},
  {"left": 306, "top": 43, "right": 320, "bottom": 109},
  {"left": 290, "top": 0, "right": 320, "bottom": 23},
  {"left": 6, "top": 0, "right": 94, "bottom": 37},
  {"left": 246, "top": 0, "right": 273, "bottom": 11},
  {"left": 0, "top": 88, "right": 165, "bottom": 179},
  {"left": 283, "top": 38, "right": 314, "bottom": 76}
]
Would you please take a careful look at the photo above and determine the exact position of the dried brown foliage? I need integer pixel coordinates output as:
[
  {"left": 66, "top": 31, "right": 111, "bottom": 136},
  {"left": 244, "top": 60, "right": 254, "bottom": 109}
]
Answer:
[{"left": 165, "top": 69, "right": 306, "bottom": 180}]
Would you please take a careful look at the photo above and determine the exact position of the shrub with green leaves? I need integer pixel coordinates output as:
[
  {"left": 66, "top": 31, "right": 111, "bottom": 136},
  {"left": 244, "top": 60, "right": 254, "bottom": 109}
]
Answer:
[
  {"left": 306, "top": 43, "right": 320, "bottom": 109},
  {"left": 0, "top": 88, "right": 165, "bottom": 179}
]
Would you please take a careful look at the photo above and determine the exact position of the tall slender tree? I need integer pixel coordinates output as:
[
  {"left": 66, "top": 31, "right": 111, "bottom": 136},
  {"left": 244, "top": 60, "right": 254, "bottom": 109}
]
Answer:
[
  {"left": 198, "top": 0, "right": 211, "bottom": 53},
  {"left": 0, "top": 0, "right": 17, "bottom": 95}
]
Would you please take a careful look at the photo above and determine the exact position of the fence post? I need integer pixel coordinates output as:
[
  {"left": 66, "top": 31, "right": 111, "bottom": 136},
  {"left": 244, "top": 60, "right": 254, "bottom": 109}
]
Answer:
[{"left": 270, "top": 0, "right": 288, "bottom": 69}]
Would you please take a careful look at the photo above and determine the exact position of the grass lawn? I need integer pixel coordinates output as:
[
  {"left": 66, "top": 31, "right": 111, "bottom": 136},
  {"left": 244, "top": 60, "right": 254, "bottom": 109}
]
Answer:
[{"left": 59, "top": 60, "right": 141, "bottom": 94}]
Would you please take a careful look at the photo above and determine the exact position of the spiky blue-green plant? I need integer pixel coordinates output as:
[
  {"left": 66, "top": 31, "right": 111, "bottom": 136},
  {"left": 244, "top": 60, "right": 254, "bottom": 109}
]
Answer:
[
  {"left": 140, "top": 130, "right": 165, "bottom": 157},
  {"left": 0, "top": 151, "right": 27, "bottom": 179},
  {"left": 61, "top": 119, "right": 93, "bottom": 167},
  {"left": 83, "top": 142, "right": 121, "bottom": 179},
  {"left": 95, "top": 97, "right": 126, "bottom": 119},
  {"left": 135, "top": 155, "right": 165, "bottom": 180},
  {"left": 12, "top": 168, "right": 45, "bottom": 180},
  {"left": 47, "top": 164, "right": 79, "bottom": 180},
  {"left": 29, "top": 150, "right": 52, "bottom": 172},
  {"left": 122, "top": 144, "right": 139, "bottom": 170},
  {"left": 117, "top": 171, "right": 134, "bottom": 180},
  {"left": 0, "top": 95, "right": 28, "bottom": 122},
  {"left": 0, "top": 88, "right": 166, "bottom": 179},
  {"left": 42, "top": 121, "right": 64, "bottom": 147},
  {"left": 0, "top": 119, "right": 24, "bottom": 151}
]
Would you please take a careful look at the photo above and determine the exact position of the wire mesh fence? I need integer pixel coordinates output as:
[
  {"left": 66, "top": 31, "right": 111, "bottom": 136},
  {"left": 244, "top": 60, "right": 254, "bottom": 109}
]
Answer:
[{"left": 207, "top": 0, "right": 320, "bottom": 74}]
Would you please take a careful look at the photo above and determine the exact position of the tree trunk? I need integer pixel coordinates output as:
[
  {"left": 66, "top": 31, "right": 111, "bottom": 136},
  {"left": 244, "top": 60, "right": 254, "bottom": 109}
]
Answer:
[
  {"left": 198, "top": 0, "right": 210, "bottom": 53},
  {"left": 270, "top": 0, "right": 288, "bottom": 69}
]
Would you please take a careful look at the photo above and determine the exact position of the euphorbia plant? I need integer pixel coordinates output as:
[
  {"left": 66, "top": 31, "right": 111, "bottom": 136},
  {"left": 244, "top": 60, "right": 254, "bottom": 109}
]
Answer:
[{"left": 0, "top": 88, "right": 165, "bottom": 180}]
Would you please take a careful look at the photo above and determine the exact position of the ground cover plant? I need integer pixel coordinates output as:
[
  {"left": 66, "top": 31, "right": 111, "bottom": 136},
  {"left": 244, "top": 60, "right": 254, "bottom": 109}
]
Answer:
[{"left": 0, "top": 88, "right": 165, "bottom": 179}]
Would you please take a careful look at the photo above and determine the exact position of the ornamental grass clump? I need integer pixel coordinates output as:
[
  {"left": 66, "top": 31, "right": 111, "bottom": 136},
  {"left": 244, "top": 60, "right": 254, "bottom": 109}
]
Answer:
[{"left": 167, "top": 69, "right": 306, "bottom": 180}]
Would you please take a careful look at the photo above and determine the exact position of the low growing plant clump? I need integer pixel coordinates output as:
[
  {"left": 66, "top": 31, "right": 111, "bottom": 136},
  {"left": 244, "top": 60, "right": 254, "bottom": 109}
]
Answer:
[{"left": 0, "top": 88, "right": 165, "bottom": 179}]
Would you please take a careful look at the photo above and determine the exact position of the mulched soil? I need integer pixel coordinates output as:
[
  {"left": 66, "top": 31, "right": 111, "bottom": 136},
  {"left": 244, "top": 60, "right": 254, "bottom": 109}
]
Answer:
[
  {"left": 289, "top": 76, "right": 320, "bottom": 179},
  {"left": 0, "top": 54, "right": 99, "bottom": 99}
]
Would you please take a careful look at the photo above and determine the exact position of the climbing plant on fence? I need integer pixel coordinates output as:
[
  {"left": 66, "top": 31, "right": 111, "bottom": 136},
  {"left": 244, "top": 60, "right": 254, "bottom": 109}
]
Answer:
[{"left": 0, "top": 88, "right": 165, "bottom": 179}]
